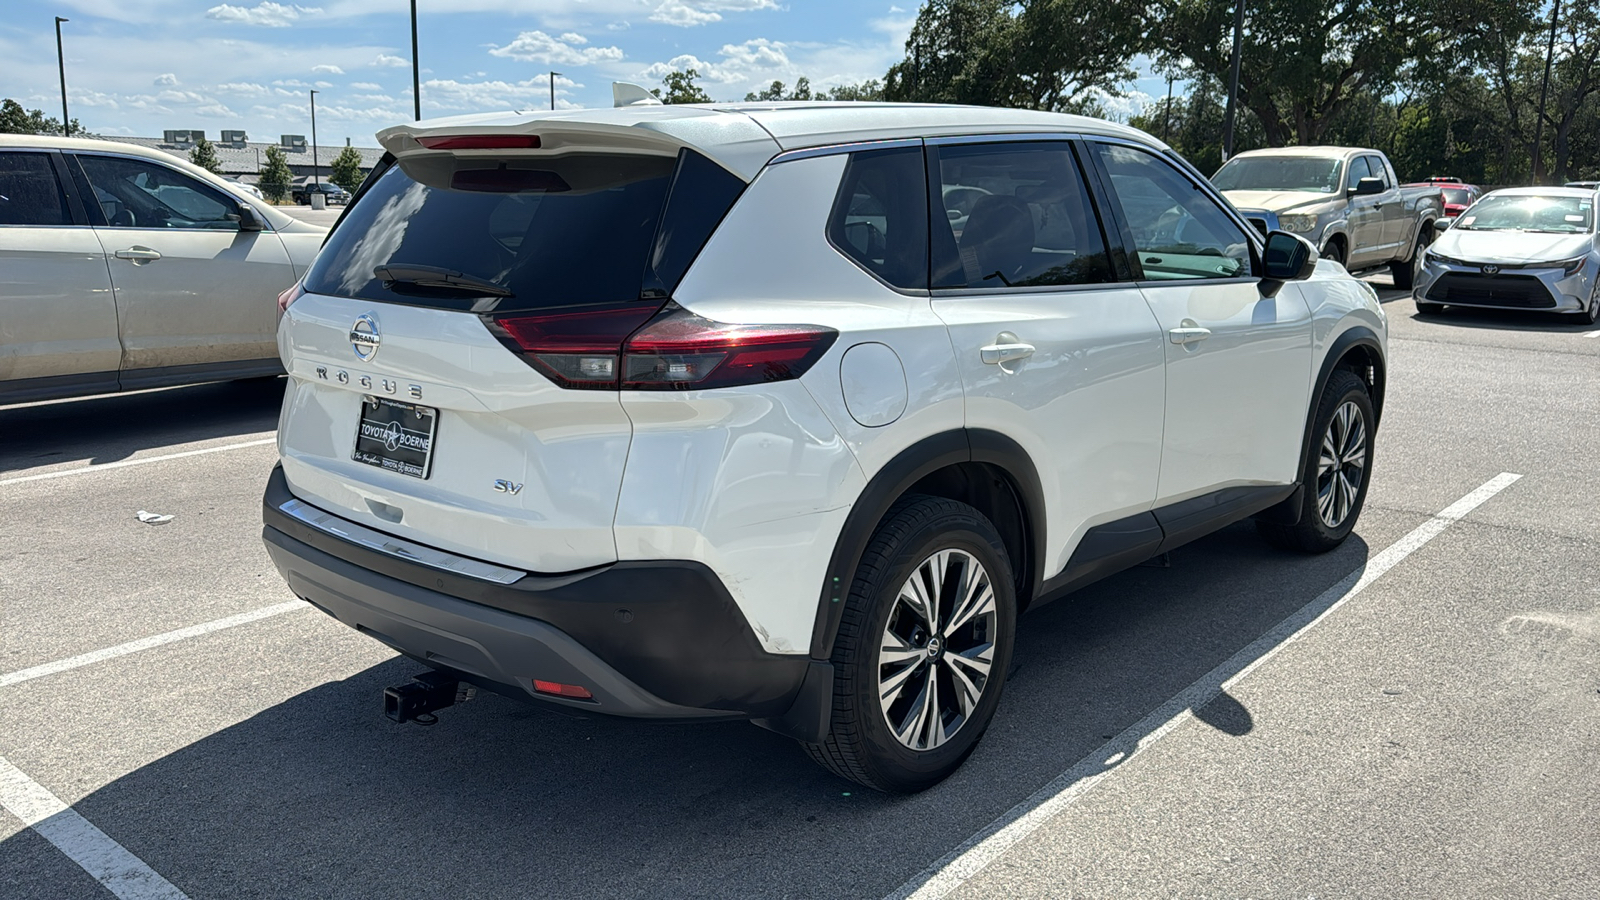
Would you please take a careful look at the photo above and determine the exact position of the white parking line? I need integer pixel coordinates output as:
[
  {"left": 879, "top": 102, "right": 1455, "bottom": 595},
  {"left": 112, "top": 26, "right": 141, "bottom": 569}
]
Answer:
[
  {"left": 0, "top": 438, "right": 276, "bottom": 488},
  {"left": 0, "top": 756, "right": 190, "bottom": 899},
  {"left": 886, "top": 472, "right": 1522, "bottom": 900},
  {"left": 0, "top": 601, "right": 307, "bottom": 689}
]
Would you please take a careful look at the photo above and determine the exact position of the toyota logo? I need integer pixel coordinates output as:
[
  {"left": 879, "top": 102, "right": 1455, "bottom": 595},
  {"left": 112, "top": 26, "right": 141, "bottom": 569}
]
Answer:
[
  {"left": 350, "top": 314, "right": 381, "bottom": 361},
  {"left": 1480, "top": 264, "right": 1500, "bottom": 275}
]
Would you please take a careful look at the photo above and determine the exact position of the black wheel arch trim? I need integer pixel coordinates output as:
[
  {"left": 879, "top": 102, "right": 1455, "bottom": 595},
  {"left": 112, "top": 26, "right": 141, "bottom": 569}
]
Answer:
[{"left": 809, "top": 428, "right": 1045, "bottom": 660}]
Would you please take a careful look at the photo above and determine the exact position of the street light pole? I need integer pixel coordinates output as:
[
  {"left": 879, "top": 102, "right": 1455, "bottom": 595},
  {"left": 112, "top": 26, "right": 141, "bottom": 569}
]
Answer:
[
  {"left": 1163, "top": 73, "right": 1174, "bottom": 143},
  {"left": 550, "top": 71, "right": 561, "bottom": 111},
  {"left": 309, "top": 89, "right": 320, "bottom": 188},
  {"left": 55, "top": 17, "right": 70, "bottom": 136},
  {"left": 1222, "top": 0, "right": 1244, "bottom": 161},
  {"left": 410, "top": 0, "right": 421, "bottom": 121},
  {"left": 1532, "top": 0, "right": 1561, "bottom": 184}
]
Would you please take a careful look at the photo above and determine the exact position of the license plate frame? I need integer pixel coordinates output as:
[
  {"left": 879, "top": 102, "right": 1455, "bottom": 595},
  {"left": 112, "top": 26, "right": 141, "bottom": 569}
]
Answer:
[{"left": 351, "top": 396, "right": 439, "bottom": 480}]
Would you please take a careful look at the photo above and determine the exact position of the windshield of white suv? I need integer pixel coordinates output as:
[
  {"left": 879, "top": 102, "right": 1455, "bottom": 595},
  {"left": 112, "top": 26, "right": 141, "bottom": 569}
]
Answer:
[
  {"left": 1211, "top": 156, "right": 1343, "bottom": 194},
  {"left": 1454, "top": 194, "right": 1594, "bottom": 233}
]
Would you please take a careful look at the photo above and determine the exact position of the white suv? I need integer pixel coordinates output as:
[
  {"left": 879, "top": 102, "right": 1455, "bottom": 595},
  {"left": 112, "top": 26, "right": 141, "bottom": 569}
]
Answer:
[{"left": 263, "top": 102, "right": 1387, "bottom": 792}]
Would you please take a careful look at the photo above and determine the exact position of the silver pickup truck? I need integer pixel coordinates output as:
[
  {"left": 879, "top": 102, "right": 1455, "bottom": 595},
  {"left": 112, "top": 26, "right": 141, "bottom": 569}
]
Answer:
[{"left": 1214, "top": 146, "right": 1442, "bottom": 288}]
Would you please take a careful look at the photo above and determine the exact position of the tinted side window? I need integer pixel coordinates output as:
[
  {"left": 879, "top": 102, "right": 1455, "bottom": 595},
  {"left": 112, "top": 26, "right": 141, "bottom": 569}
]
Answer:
[
  {"left": 1092, "top": 142, "right": 1250, "bottom": 281},
  {"left": 828, "top": 146, "right": 928, "bottom": 290},
  {"left": 644, "top": 149, "right": 747, "bottom": 299},
  {"left": 1345, "top": 156, "right": 1371, "bottom": 191},
  {"left": 76, "top": 155, "right": 239, "bottom": 230},
  {"left": 930, "top": 142, "right": 1113, "bottom": 289},
  {"left": 1364, "top": 155, "right": 1390, "bottom": 189},
  {"left": 0, "top": 152, "right": 71, "bottom": 226}
]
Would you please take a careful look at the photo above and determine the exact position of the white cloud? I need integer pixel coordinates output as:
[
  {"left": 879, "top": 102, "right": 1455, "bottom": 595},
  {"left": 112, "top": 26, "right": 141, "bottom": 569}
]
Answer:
[
  {"left": 153, "top": 73, "right": 180, "bottom": 86},
  {"left": 488, "top": 31, "right": 624, "bottom": 67},
  {"left": 273, "top": 79, "right": 312, "bottom": 88},
  {"left": 649, "top": 0, "right": 778, "bottom": 28},
  {"left": 311, "top": 64, "right": 345, "bottom": 75},
  {"left": 205, "top": 2, "right": 323, "bottom": 27},
  {"left": 350, "top": 81, "right": 381, "bottom": 90},
  {"left": 216, "top": 82, "right": 271, "bottom": 96},
  {"left": 314, "top": 80, "right": 334, "bottom": 88},
  {"left": 196, "top": 102, "right": 239, "bottom": 117},
  {"left": 371, "top": 54, "right": 409, "bottom": 68},
  {"left": 420, "top": 74, "right": 581, "bottom": 112}
]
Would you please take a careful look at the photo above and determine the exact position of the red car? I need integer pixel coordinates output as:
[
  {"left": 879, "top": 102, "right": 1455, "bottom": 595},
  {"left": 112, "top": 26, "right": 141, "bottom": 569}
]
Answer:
[{"left": 1404, "top": 177, "right": 1481, "bottom": 219}]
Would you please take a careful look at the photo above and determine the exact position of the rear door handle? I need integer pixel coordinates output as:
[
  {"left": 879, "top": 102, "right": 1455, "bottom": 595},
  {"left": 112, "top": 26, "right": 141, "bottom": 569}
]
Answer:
[
  {"left": 114, "top": 247, "right": 162, "bottom": 262},
  {"left": 980, "top": 337, "right": 1035, "bottom": 365},
  {"left": 1169, "top": 326, "right": 1211, "bottom": 345}
]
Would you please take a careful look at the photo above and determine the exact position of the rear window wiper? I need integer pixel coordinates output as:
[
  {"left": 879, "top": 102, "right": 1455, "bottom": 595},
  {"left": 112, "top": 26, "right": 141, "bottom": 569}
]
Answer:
[{"left": 374, "top": 264, "right": 513, "bottom": 298}]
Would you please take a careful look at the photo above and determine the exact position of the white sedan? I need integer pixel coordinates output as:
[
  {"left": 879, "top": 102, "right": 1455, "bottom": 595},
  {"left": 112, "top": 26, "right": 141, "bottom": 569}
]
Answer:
[
  {"left": 0, "top": 135, "right": 327, "bottom": 404},
  {"left": 1414, "top": 186, "right": 1600, "bottom": 324}
]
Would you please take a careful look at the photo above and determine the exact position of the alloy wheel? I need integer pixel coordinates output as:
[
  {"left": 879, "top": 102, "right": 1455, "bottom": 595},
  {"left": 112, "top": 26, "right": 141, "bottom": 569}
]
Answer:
[
  {"left": 878, "top": 548, "right": 997, "bottom": 751},
  {"left": 1317, "top": 400, "right": 1367, "bottom": 528}
]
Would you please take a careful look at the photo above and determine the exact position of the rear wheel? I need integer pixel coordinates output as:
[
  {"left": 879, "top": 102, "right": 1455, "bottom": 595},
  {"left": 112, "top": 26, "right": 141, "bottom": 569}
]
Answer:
[
  {"left": 1390, "top": 228, "right": 1429, "bottom": 290},
  {"left": 1258, "top": 369, "right": 1375, "bottom": 553},
  {"left": 803, "top": 496, "right": 1016, "bottom": 793}
]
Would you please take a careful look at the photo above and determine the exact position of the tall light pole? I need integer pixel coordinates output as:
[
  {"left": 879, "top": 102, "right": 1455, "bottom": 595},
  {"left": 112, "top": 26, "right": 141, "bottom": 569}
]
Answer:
[
  {"left": 410, "top": 0, "right": 421, "bottom": 120},
  {"left": 1222, "top": 0, "right": 1244, "bottom": 160},
  {"left": 1163, "top": 73, "right": 1174, "bottom": 143},
  {"left": 1532, "top": 0, "right": 1561, "bottom": 184},
  {"left": 55, "top": 17, "right": 70, "bottom": 136},
  {"left": 549, "top": 71, "right": 561, "bottom": 111},
  {"left": 309, "top": 89, "right": 320, "bottom": 188}
]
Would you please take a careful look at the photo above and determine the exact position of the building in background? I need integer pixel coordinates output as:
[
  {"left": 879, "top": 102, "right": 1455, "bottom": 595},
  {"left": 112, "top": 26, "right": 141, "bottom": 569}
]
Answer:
[{"left": 102, "top": 129, "right": 384, "bottom": 187}]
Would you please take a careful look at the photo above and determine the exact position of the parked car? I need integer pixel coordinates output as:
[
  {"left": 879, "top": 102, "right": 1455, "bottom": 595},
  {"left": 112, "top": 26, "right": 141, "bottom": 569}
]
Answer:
[
  {"left": 290, "top": 181, "right": 349, "bottom": 205},
  {"left": 221, "top": 175, "right": 265, "bottom": 200},
  {"left": 0, "top": 135, "right": 328, "bottom": 405},
  {"left": 263, "top": 101, "right": 1387, "bottom": 792},
  {"left": 1415, "top": 186, "right": 1599, "bottom": 323},
  {"left": 1405, "top": 179, "right": 1481, "bottom": 220},
  {"left": 1212, "top": 146, "right": 1443, "bottom": 287}
]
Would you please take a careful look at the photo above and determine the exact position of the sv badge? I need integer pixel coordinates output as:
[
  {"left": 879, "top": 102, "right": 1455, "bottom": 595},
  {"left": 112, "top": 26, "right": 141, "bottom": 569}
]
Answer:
[{"left": 492, "top": 479, "right": 524, "bottom": 496}]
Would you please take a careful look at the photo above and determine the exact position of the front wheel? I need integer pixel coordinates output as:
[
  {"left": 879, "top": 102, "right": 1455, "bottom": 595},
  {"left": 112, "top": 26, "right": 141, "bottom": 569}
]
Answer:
[
  {"left": 1575, "top": 294, "right": 1599, "bottom": 326},
  {"left": 1258, "top": 369, "right": 1375, "bottom": 553},
  {"left": 803, "top": 496, "right": 1016, "bottom": 793},
  {"left": 1321, "top": 240, "right": 1346, "bottom": 267}
]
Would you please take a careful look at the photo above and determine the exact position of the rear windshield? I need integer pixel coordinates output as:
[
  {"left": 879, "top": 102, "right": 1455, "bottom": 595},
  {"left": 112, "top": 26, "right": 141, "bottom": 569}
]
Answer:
[{"left": 302, "top": 150, "right": 740, "bottom": 312}]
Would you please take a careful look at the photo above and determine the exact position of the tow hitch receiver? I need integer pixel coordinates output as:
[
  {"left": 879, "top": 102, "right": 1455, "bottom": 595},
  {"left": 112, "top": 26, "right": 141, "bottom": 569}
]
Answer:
[{"left": 384, "top": 671, "right": 476, "bottom": 725}]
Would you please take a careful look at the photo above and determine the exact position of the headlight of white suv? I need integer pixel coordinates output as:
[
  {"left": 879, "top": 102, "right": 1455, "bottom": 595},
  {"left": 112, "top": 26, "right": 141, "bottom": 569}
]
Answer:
[{"left": 1279, "top": 213, "right": 1318, "bottom": 233}]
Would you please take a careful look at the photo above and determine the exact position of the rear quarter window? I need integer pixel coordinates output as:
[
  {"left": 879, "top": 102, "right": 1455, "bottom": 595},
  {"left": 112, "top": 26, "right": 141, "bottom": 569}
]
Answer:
[{"left": 827, "top": 146, "right": 928, "bottom": 291}]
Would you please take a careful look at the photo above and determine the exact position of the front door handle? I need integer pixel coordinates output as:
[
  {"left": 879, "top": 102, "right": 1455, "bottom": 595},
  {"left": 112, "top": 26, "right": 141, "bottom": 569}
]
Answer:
[
  {"left": 980, "top": 334, "right": 1035, "bottom": 365},
  {"left": 114, "top": 247, "right": 162, "bottom": 262},
  {"left": 1169, "top": 326, "right": 1211, "bottom": 345}
]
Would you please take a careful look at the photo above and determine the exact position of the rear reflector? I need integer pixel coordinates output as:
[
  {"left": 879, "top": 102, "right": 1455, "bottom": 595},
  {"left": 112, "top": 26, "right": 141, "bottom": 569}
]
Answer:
[
  {"left": 416, "top": 134, "right": 542, "bottom": 150},
  {"left": 489, "top": 306, "right": 837, "bottom": 392},
  {"left": 532, "top": 680, "right": 593, "bottom": 700}
]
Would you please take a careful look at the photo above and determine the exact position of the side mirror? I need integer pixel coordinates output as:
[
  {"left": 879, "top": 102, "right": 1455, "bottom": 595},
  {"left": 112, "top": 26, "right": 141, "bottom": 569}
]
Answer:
[
  {"left": 1433, "top": 218, "right": 1451, "bottom": 233},
  {"left": 1350, "top": 176, "right": 1386, "bottom": 196},
  {"left": 1260, "top": 230, "right": 1318, "bottom": 296},
  {"left": 237, "top": 202, "right": 266, "bottom": 232}
]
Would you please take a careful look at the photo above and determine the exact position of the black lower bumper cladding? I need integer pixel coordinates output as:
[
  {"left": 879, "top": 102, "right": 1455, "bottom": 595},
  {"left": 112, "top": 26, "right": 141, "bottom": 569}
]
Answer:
[{"left": 261, "top": 465, "right": 814, "bottom": 723}]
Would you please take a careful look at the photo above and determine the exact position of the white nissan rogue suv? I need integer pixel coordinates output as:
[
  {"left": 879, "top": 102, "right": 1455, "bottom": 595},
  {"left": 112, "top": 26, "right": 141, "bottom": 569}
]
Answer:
[{"left": 263, "top": 101, "right": 1387, "bottom": 792}]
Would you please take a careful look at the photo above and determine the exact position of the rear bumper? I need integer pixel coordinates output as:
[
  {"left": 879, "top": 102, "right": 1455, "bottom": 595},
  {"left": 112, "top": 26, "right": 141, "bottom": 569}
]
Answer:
[{"left": 262, "top": 465, "right": 819, "bottom": 724}]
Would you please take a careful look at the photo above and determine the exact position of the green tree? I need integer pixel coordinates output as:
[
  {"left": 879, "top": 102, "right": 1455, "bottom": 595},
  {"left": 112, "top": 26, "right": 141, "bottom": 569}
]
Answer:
[
  {"left": 329, "top": 146, "right": 365, "bottom": 193},
  {"left": 188, "top": 137, "right": 223, "bottom": 174},
  {"left": 0, "top": 98, "right": 83, "bottom": 136},
  {"left": 819, "top": 79, "right": 885, "bottom": 102},
  {"left": 258, "top": 145, "right": 293, "bottom": 203},
  {"left": 745, "top": 77, "right": 813, "bottom": 102},
  {"left": 651, "top": 68, "right": 713, "bottom": 104},
  {"left": 884, "top": 0, "right": 1145, "bottom": 112}
]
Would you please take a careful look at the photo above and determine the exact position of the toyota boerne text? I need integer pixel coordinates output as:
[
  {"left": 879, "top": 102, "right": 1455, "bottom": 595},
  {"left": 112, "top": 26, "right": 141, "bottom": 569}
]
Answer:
[{"left": 262, "top": 95, "right": 1387, "bottom": 792}]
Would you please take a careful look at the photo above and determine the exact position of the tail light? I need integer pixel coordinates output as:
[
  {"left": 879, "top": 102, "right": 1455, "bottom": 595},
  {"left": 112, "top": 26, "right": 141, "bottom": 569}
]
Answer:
[
  {"left": 489, "top": 305, "right": 837, "bottom": 391},
  {"left": 416, "top": 134, "right": 542, "bottom": 150},
  {"left": 277, "top": 280, "right": 305, "bottom": 314}
]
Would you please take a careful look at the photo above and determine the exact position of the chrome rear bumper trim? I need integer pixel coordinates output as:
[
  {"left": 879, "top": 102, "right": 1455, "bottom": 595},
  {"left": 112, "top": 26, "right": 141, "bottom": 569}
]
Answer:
[{"left": 279, "top": 498, "right": 526, "bottom": 585}]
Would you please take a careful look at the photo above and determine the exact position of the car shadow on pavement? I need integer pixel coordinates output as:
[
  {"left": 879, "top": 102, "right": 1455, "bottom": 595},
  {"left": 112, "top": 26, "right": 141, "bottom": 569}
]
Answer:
[
  {"left": 1, "top": 521, "right": 1372, "bottom": 900},
  {"left": 0, "top": 378, "right": 284, "bottom": 474}
]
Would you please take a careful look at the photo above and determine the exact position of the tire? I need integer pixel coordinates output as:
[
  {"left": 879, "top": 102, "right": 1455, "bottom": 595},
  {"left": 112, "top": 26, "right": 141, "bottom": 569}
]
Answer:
[
  {"left": 1389, "top": 229, "right": 1429, "bottom": 290},
  {"left": 1258, "top": 369, "right": 1375, "bottom": 553},
  {"left": 1575, "top": 294, "right": 1599, "bottom": 326},
  {"left": 803, "top": 495, "right": 1016, "bottom": 793},
  {"left": 1416, "top": 300, "right": 1445, "bottom": 315},
  {"left": 1321, "top": 239, "right": 1345, "bottom": 267}
]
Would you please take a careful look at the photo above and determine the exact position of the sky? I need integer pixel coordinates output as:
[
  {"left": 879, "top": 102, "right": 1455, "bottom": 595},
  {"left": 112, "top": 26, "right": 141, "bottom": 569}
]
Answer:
[{"left": 4, "top": 0, "right": 1162, "bottom": 148}]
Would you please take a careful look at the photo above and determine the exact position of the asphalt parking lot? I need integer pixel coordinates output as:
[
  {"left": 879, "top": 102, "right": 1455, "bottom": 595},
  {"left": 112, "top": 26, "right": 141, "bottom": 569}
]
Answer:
[{"left": 3, "top": 270, "right": 1599, "bottom": 898}]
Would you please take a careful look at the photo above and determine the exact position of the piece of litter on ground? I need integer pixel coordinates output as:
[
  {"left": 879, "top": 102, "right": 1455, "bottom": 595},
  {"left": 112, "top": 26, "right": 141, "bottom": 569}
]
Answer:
[{"left": 136, "top": 510, "right": 174, "bottom": 525}]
